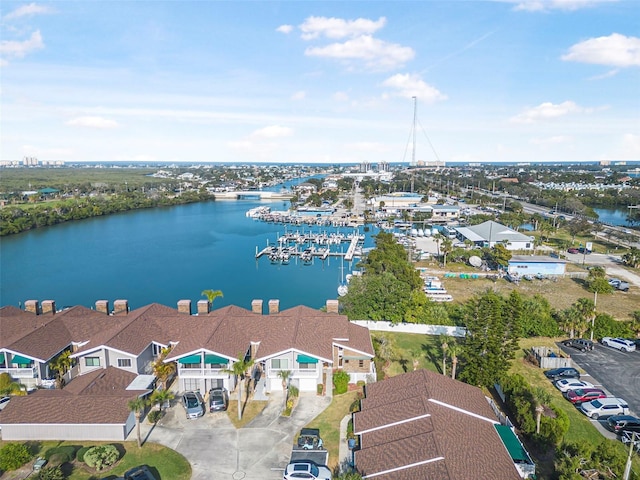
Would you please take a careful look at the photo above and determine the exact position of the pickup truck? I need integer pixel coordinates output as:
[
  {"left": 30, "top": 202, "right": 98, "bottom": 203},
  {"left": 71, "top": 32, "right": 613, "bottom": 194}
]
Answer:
[{"left": 608, "top": 278, "right": 630, "bottom": 292}]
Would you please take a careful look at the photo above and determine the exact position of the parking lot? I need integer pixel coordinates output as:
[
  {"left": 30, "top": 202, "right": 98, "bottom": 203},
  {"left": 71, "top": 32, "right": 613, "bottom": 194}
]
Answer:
[
  {"left": 129, "top": 391, "right": 332, "bottom": 480},
  {"left": 558, "top": 341, "right": 640, "bottom": 437}
]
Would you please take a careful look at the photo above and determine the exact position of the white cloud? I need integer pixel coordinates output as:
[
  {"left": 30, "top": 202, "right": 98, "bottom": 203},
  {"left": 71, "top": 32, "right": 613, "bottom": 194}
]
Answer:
[
  {"left": 562, "top": 33, "right": 640, "bottom": 67},
  {"left": 333, "top": 91, "right": 349, "bottom": 102},
  {"left": 0, "top": 30, "right": 44, "bottom": 60},
  {"left": 250, "top": 125, "right": 293, "bottom": 139},
  {"left": 66, "top": 116, "right": 119, "bottom": 129},
  {"left": 3, "top": 3, "right": 54, "bottom": 20},
  {"left": 530, "top": 135, "right": 573, "bottom": 145},
  {"left": 510, "top": 101, "right": 590, "bottom": 123},
  {"left": 511, "top": 0, "right": 617, "bottom": 12},
  {"left": 300, "top": 16, "right": 386, "bottom": 40},
  {"left": 291, "top": 91, "right": 306, "bottom": 100},
  {"left": 276, "top": 24, "right": 293, "bottom": 34},
  {"left": 305, "top": 35, "right": 414, "bottom": 71},
  {"left": 381, "top": 73, "right": 448, "bottom": 103}
]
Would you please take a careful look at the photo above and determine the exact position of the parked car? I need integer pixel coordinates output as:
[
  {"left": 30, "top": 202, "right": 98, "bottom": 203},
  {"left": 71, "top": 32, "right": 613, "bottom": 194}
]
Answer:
[
  {"left": 567, "top": 247, "right": 579, "bottom": 254},
  {"left": 209, "top": 388, "right": 229, "bottom": 412},
  {"left": 124, "top": 465, "right": 156, "bottom": 480},
  {"left": 565, "top": 388, "right": 607, "bottom": 405},
  {"left": 601, "top": 337, "right": 636, "bottom": 352},
  {"left": 544, "top": 367, "right": 580, "bottom": 381},
  {"left": 562, "top": 338, "right": 594, "bottom": 352},
  {"left": 607, "top": 415, "right": 640, "bottom": 436},
  {"left": 608, "top": 278, "right": 630, "bottom": 292},
  {"left": 555, "top": 379, "right": 594, "bottom": 393},
  {"left": 283, "top": 461, "right": 332, "bottom": 480},
  {"left": 579, "top": 398, "right": 630, "bottom": 419},
  {"left": 181, "top": 391, "right": 205, "bottom": 419}
]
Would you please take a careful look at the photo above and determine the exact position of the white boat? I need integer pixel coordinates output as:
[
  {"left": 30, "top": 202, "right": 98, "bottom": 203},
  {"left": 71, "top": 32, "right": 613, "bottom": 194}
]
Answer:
[
  {"left": 410, "top": 228, "right": 418, "bottom": 237},
  {"left": 417, "top": 229, "right": 424, "bottom": 237},
  {"left": 337, "top": 284, "right": 348, "bottom": 296}
]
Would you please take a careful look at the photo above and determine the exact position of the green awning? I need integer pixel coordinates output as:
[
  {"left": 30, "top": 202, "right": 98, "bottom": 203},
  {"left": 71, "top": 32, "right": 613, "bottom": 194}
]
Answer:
[
  {"left": 204, "top": 354, "right": 228, "bottom": 364},
  {"left": 0, "top": 353, "right": 5, "bottom": 364},
  {"left": 11, "top": 354, "right": 33, "bottom": 365},
  {"left": 296, "top": 354, "right": 318, "bottom": 364},
  {"left": 495, "top": 425, "right": 530, "bottom": 463},
  {"left": 177, "top": 354, "right": 202, "bottom": 364}
]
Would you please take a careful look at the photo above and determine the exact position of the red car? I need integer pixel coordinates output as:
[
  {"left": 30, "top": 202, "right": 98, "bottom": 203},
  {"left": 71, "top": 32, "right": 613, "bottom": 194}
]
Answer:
[
  {"left": 567, "top": 248, "right": 580, "bottom": 254},
  {"left": 566, "top": 388, "right": 606, "bottom": 404}
]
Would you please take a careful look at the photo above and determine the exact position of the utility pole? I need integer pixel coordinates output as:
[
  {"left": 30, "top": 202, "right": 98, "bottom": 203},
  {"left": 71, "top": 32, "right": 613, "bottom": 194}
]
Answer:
[
  {"left": 623, "top": 431, "right": 636, "bottom": 480},
  {"left": 590, "top": 291, "right": 597, "bottom": 342}
]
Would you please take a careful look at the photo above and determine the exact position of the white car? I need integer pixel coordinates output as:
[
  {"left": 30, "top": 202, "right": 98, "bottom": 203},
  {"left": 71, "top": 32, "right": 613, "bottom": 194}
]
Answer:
[
  {"left": 601, "top": 337, "right": 636, "bottom": 352},
  {"left": 283, "top": 461, "right": 332, "bottom": 480},
  {"left": 554, "top": 379, "right": 594, "bottom": 393},
  {"left": 580, "top": 398, "right": 630, "bottom": 420}
]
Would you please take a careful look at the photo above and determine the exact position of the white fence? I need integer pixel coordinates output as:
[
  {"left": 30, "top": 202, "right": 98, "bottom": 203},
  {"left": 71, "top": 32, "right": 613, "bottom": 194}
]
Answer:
[{"left": 351, "top": 320, "right": 466, "bottom": 338}]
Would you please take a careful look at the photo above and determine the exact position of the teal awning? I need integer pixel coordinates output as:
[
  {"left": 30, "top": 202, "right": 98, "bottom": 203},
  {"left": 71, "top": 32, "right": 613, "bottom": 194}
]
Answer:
[
  {"left": 11, "top": 354, "right": 33, "bottom": 365},
  {"left": 177, "top": 354, "right": 202, "bottom": 364},
  {"left": 0, "top": 353, "right": 5, "bottom": 364},
  {"left": 296, "top": 354, "right": 318, "bottom": 364},
  {"left": 495, "top": 425, "right": 530, "bottom": 463},
  {"left": 204, "top": 354, "right": 228, "bottom": 364}
]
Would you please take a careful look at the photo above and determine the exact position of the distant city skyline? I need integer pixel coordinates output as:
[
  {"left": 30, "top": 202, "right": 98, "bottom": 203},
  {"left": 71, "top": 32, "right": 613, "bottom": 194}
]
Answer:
[{"left": 1, "top": 1, "right": 639, "bottom": 164}]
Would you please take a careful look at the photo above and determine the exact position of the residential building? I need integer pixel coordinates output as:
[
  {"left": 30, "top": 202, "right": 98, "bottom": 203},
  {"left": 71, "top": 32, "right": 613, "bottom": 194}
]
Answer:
[
  {"left": 352, "top": 369, "right": 532, "bottom": 479},
  {"left": 456, "top": 220, "right": 534, "bottom": 250}
]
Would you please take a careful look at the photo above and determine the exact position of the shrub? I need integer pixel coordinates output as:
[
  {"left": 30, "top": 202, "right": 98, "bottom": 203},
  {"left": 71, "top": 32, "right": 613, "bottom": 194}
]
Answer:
[
  {"left": 36, "top": 466, "right": 64, "bottom": 480},
  {"left": 333, "top": 370, "right": 350, "bottom": 395},
  {"left": 537, "top": 405, "right": 569, "bottom": 446},
  {"left": 0, "top": 443, "right": 31, "bottom": 471},
  {"left": 47, "top": 453, "right": 69, "bottom": 468},
  {"left": 316, "top": 384, "right": 323, "bottom": 395},
  {"left": 288, "top": 385, "right": 299, "bottom": 399},
  {"left": 76, "top": 446, "right": 93, "bottom": 463},
  {"left": 148, "top": 409, "right": 163, "bottom": 423},
  {"left": 83, "top": 444, "right": 119, "bottom": 471},
  {"left": 44, "top": 446, "right": 75, "bottom": 463}
]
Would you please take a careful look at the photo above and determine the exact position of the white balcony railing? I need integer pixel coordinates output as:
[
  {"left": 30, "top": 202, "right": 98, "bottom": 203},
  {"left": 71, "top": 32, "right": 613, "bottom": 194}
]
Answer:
[
  {"left": 269, "top": 368, "right": 319, "bottom": 379},
  {"left": 178, "top": 366, "right": 228, "bottom": 378},
  {"left": 0, "top": 367, "right": 37, "bottom": 378}
]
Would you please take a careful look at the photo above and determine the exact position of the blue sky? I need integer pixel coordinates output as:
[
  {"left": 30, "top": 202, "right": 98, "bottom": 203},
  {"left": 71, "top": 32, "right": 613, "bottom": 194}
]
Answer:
[{"left": 1, "top": 0, "right": 639, "bottom": 164}]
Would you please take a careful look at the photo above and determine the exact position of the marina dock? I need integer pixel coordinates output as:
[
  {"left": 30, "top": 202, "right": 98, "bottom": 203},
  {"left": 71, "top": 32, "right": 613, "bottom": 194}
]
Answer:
[{"left": 255, "top": 230, "right": 364, "bottom": 264}]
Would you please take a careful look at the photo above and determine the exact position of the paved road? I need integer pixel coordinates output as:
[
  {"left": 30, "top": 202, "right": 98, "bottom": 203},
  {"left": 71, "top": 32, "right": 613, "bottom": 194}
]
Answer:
[
  {"left": 558, "top": 342, "right": 640, "bottom": 438},
  {"left": 128, "top": 391, "right": 332, "bottom": 480}
]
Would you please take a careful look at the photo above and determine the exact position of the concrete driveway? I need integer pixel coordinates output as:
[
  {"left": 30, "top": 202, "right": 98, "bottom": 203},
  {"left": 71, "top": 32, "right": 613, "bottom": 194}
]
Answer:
[{"left": 129, "top": 391, "right": 332, "bottom": 480}]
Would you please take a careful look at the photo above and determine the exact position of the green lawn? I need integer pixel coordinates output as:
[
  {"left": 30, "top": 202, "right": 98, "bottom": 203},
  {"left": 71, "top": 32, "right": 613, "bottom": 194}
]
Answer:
[
  {"left": 370, "top": 331, "right": 443, "bottom": 377},
  {"left": 0, "top": 441, "right": 191, "bottom": 480}
]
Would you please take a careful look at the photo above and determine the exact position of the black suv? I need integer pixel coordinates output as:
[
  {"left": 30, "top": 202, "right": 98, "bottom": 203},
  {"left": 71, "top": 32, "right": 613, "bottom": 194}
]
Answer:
[
  {"left": 544, "top": 367, "right": 580, "bottom": 381},
  {"left": 607, "top": 415, "right": 640, "bottom": 436},
  {"left": 562, "top": 338, "right": 594, "bottom": 352}
]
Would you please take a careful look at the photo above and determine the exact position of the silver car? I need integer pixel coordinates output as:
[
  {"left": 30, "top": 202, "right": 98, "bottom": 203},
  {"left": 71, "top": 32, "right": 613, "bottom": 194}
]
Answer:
[
  {"left": 181, "top": 391, "right": 204, "bottom": 419},
  {"left": 283, "top": 461, "right": 331, "bottom": 480}
]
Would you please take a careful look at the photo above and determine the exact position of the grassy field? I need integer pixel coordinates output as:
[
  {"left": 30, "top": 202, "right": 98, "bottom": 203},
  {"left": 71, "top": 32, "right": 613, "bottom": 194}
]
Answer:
[
  {"left": 442, "top": 275, "right": 639, "bottom": 320},
  {"left": 370, "top": 331, "right": 443, "bottom": 377},
  {"left": 0, "top": 441, "right": 191, "bottom": 480}
]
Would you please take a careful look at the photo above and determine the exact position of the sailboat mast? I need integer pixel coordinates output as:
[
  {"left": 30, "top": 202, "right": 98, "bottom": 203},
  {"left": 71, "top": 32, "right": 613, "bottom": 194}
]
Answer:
[{"left": 411, "top": 96, "right": 417, "bottom": 167}]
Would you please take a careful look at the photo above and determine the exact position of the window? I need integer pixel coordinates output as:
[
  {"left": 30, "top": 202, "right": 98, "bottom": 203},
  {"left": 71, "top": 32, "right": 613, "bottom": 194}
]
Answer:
[
  {"left": 184, "top": 379, "right": 200, "bottom": 391},
  {"left": 85, "top": 357, "right": 100, "bottom": 367},
  {"left": 359, "top": 360, "right": 365, "bottom": 368},
  {"left": 271, "top": 358, "right": 289, "bottom": 369},
  {"left": 298, "top": 362, "right": 315, "bottom": 369},
  {"left": 118, "top": 358, "right": 132, "bottom": 368}
]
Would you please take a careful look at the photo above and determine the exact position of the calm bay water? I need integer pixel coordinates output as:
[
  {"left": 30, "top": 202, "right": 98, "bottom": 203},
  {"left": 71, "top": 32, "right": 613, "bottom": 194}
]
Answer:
[
  {"left": 593, "top": 207, "right": 638, "bottom": 226},
  {"left": 0, "top": 199, "right": 378, "bottom": 311}
]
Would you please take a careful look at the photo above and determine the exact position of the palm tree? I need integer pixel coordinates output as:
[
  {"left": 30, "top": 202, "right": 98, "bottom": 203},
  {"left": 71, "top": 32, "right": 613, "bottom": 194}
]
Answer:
[
  {"left": 0, "top": 373, "right": 27, "bottom": 396},
  {"left": 574, "top": 298, "right": 596, "bottom": 339},
  {"left": 278, "top": 370, "right": 293, "bottom": 409},
  {"left": 448, "top": 342, "right": 462, "bottom": 380},
  {"left": 150, "top": 389, "right": 174, "bottom": 414},
  {"left": 48, "top": 350, "right": 73, "bottom": 389},
  {"left": 201, "top": 289, "right": 223, "bottom": 308},
  {"left": 128, "top": 397, "right": 148, "bottom": 448},
  {"left": 224, "top": 354, "right": 255, "bottom": 420},
  {"left": 152, "top": 347, "right": 176, "bottom": 390},
  {"left": 532, "top": 387, "right": 552, "bottom": 434},
  {"left": 439, "top": 334, "right": 452, "bottom": 377},
  {"left": 441, "top": 237, "right": 453, "bottom": 267}
]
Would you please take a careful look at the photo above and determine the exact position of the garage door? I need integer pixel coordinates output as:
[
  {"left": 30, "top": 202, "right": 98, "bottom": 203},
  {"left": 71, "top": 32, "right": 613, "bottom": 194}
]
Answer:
[{"left": 298, "top": 378, "right": 318, "bottom": 392}]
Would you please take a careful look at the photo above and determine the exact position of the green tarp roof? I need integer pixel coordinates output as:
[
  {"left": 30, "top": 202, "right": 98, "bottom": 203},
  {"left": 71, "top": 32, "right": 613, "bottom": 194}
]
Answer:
[
  {"left": 495, "top": 425, "right": 530, "bottom": 463},
  {"left": 11, "top": 354, "right": 33, "bottom": 365},
  {"left": 178, "top": 354, "right": 229, "bottom": 364},
  {"left": 296, "top": 354, "right": 318, "bottom": 364}
]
